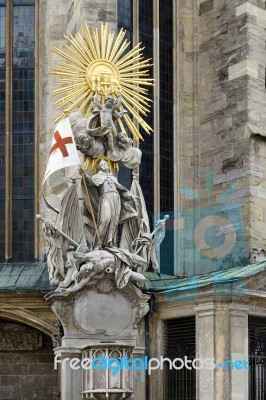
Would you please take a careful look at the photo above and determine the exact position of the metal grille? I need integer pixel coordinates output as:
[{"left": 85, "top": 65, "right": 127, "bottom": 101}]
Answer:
[
  {"left": 249, "top": 317, "right": 266, "bottom": 400},
  {"left": 164, "top": 317, "right": 196, "bottom": 400}
]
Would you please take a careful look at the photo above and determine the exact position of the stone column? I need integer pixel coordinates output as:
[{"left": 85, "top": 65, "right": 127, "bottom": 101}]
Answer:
[
  {"left": 149, "top": 315, "right": 165, "bottom": 400},
  {"left": 133, "top": 319, "right": 146, "bottom": 400},
  {"left": 229, "top": 305, "right": 249, "bottom": 400},
  {"left": 48, "top": 280, "right": 150, "bottom": 400},
  {"left": 196, "top": 303, "right": 216, "bottom": 400},
  {"left": 196, "top": 303, "right": 249, "bottom": 400},
  {"left": 196, "top": 303, "right": 231, "bottom": 400},
  {"left": 54, "top": 348, "right": 82, "bottom": 400}
]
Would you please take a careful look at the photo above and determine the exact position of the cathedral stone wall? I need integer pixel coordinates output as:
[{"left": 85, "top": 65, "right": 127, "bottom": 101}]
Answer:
[
  {"left": 198, "top": 0, "right": 250, "bottom": 272},
  {"left": 176, "top": 0, "right": 266, "bottom": 274},
  {"left": 0, "top": 322, "right": 58, "bottom": 400}
]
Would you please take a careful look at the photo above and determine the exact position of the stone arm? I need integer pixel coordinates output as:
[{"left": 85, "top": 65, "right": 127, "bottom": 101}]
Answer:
[
  {"left": 92, "top": 89, "right": 101, "bottom": 111},
  {"left": 115, "top": 181, "right": 136, "bottom": 201},
  {"left": 112, "top": 93, "right": 122, "bottom": 111},
  {"left": 84, "top": 173, "right": 93, "bottom": 186}
]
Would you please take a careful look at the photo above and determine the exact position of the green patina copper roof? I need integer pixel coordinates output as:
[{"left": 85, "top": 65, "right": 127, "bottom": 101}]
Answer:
[
  {"left": 0, "top": 261, "right": 265, "bottom": 294},
  {"left": 144, "top": 261, "right": 266, "bottom": 293},
  {"left": 0, "top": 262, "right": 55, "bottom": 292}
]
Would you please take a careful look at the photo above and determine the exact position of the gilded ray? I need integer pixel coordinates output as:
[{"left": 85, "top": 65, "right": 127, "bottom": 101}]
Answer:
[{"left": 52, "top": 22, "right": 154, "bottom": 140}]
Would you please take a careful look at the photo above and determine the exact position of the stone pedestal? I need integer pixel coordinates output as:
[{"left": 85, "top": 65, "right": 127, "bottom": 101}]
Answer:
[{"left": 46, "top": 278, "right": 150, "bottom": 400}]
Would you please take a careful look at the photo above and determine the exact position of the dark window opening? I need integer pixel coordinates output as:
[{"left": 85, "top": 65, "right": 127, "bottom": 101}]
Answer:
[
  {"left": 0, "top": 0, "right": 35, "bottom": 261},
  {"left": 159, "top": 0, "right": 174, "bottom": 274},
  {"left": 249, "top": 316, "right": 266, "bottom": 400},
  {"left": 139, "top": 0, "right": 154, "bottom": 223},
  {"left": 164, "top": 317, "right": 196, "bottom": 400}
]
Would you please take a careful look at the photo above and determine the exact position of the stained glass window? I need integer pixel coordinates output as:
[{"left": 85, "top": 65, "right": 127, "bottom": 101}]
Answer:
[
  {"left": 0, "top": 0, "right": 35, "bottom": 261},
  {"left": 12, "top": 2, "right": 35, "bottom": 261},
  {"left": 13, "top": 0, "right": 34, "bottom": 4},
  {"left": 117, "top": 0, "right": 133, "bottom": 188},
  {"left": 13, "top": 4, "right": 34, "bottom": 68},
  {"left": 139, "top": 0, "right": 154, "bottom": 222},
  {"left": 118, "top": 0, "right": 175, "bottom": 274},
  {"left": 159, "top": 0, "right": 174, "bottom": 274},
  {"left": 0, "top": 5, "right": 5, "bottom": 67},
  {"left": 118, "top": 0, "right": 132, "bottom": 42},
  {"left": 0, "top": 3, "right": 5, "bottom": 259}
]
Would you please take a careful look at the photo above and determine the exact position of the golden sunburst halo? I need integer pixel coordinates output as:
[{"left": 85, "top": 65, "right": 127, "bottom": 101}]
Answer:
[{"left": 51, "top": 22, "right": 154, "bottom": 141}]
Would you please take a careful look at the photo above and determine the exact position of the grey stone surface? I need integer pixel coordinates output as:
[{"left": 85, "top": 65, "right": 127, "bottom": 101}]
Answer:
[
  {"left": 50, "top": 281, "right": 149, "bottom": 399},
  {"left": 0, "top": 332, "right": 58, "bottom": 400}
]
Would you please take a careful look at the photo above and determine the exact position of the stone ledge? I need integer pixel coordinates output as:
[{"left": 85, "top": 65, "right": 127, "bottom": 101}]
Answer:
[
  {"left": 236, "top": 2, "right": 266, "bottom": 28},
  {"left": 229, "top": 60, "right": 258, "bottom": 81}
]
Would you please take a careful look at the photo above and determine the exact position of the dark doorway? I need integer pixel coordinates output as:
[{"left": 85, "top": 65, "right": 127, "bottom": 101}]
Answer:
[{"left": 164, "top": 317, "right": 196, "bottom": 400}]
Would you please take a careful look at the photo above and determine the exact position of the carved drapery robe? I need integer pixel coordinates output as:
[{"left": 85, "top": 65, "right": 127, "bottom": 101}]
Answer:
[{"left": 88, "top": 171, "right": 138, "bottom": 247}]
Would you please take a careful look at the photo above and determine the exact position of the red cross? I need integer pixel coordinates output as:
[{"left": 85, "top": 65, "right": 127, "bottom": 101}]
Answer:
[{"left": 50, "top": 130, "right": 73, "bottom": 157}]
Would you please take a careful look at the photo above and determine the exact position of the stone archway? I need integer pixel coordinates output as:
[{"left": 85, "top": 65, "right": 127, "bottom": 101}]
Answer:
[
  {"left": 0, "top": 318, "right": 59, "bottom": 400},
  {"left": 0, "top": 308, "right": 55, "bottom": 337}
]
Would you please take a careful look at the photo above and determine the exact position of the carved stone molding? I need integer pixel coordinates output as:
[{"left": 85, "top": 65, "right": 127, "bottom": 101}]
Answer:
[
  {"left": 96, "top": 279, "right": 115, "bottom": 294},
  {"left": 73, "top": 286, "right": 132, "bottom": 336},
  {"left": 52, "top": 300, "right": 73, "bottom": 328},
  {"left": 0, "top": 321, "right": 42, "bottom": 351},
  {"left": 249, "top": 307, "right": 266, "bottom": 315},
  {"left": 250, "top": 248, "right": 266, "bottom": 263},
  {"left": 133, "top": 303, "right": 149, "bottom": 329},
  {"left": 48, "top": 281, "right": 150, "bottom": 341}
]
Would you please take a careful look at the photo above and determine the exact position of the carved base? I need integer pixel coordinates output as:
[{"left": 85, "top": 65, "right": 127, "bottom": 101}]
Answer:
[
  {"left": 83, "top": 391, "right": 133, "bottom": 400},
  {"left": 46, "top": 279, "right": 150, "bottom": 400}
]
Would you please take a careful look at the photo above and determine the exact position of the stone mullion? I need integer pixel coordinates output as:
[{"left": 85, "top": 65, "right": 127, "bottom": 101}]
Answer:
[
  {"left": 132, "top": 0, "right": 139, "bottom": 140},
  {"left": 132, "top": 0, "right": 139, "bottom": 48},
  {"left": 153, "top": 0, "right": 160, "bottom": 217},
  {"left": 34, "top": 0, "right": 40, "bottom": 259},
  {"left": 173, "top": 0, "right": 180, "bottom": 275}
]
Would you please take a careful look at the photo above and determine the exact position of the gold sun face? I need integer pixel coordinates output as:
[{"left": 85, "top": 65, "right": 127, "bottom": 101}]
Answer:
[
  {"left": 51, "top": 22, "right": 154, "bottom": 141},
  {"left": 85, "top": 60, "right": 121, "bottom": 95}
]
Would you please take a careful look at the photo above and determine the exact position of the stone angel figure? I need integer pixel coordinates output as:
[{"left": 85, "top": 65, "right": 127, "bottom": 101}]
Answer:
[
  {"left": 150, "top": 215, "right": 170, "bottom": 273},
  {"left": 86, "top": 89, "right": 127, "bottom": 157}
]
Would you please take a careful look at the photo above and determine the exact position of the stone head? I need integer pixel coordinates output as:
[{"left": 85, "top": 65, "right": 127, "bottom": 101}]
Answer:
[
  {"left": 98, "top": 159, "right": 110, "bottom": 172},
  {"left": 118, "top": 132, "right": 127, "bottom": 142},
  {"left": 104, "top": 96, "right": 114, "bottom": 108}
]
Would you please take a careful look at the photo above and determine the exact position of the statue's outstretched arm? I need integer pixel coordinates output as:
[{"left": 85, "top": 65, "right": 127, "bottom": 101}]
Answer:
[
  {"left": 113, "top": 92, "right": 121, "bottom": 110},
  {"left": 92, "top": 89, "right": 101, "bottom": 110},
  {"left": 83, "top": 172, "right": 93, "bottom": 185}
]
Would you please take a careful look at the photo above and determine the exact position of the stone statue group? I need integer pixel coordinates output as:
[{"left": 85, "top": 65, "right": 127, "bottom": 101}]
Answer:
[{"left": 40, "top": 91, "right": 169, "bottom": 298}]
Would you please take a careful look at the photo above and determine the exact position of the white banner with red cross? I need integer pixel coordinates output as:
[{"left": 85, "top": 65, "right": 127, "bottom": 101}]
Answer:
[{"left": 43, "top": 117, "right": 80, "bottom": 184}]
